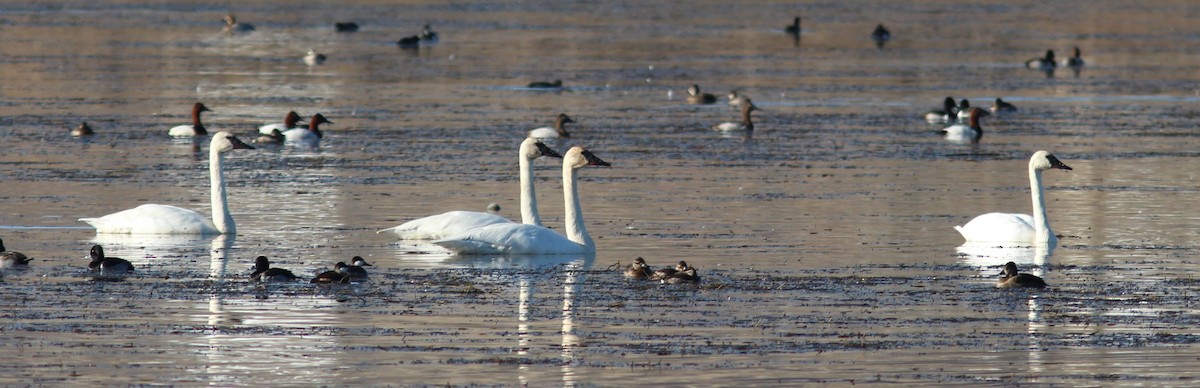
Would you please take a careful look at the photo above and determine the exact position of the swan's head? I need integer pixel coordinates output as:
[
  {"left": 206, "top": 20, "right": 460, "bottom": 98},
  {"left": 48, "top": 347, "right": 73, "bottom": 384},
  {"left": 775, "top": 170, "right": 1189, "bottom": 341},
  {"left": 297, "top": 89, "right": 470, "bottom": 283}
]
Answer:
[
  {"left": 1030, "top": 151, "right": 1072, "bottom": 172},
  {"left": 89, "top": 244, "right": 105, "bottom": 261},
  {"left": 211, "top": 132, "right": 255, "bottom": 153},
  {"left": 253, "top": 256, "right": 271, "bottom": 271},
  {"left": 351, "top": 256, "right": 372, "bottom": 267},
  {"left": 564, "top": 146, "right": 611, "bottom": 170},
  {"left": 193, "top": 102, "right": 211, "bottom": 115},
  {"left": 522, "top": 137, "right": 563, "bottom": 160}
]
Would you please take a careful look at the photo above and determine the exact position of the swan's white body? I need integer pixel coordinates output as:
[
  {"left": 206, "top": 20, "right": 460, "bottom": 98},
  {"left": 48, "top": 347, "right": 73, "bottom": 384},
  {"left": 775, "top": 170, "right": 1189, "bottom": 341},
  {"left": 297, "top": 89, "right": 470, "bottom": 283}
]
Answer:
[
  {"left": 433, "top": 146, "right": 609, "bottom": 255},
  {"left": 380, "top": 138, "right": 561, "bottom": 240},
  {"left": 80, "top": 132, "right": 253, "bottom": 234},
  {"left": 954, "top": 151, "right": 1072, "bottom": 246}
]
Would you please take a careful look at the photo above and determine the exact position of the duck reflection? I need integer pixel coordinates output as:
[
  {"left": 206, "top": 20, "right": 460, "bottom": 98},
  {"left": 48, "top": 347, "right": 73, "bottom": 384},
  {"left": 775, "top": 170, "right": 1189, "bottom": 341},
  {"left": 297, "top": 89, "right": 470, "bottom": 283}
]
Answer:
[{"left": 957, "top": 242, "right": 1048, "bottom": 375}]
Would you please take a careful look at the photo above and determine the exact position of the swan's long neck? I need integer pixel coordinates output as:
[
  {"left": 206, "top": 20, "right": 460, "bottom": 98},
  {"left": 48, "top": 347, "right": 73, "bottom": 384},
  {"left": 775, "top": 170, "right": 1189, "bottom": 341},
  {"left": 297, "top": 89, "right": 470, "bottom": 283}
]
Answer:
[
  {"left": 518, "top": 153, "right": 541, "bottom": 226},
  {"left": 210, "top": 149, "right": 234, "bottom": 234},
  {"left": 1029, "top": 166, "right": 1054, "bottom": 245},
  {"left": 563, "top": 164, "right": 592, "bottom": 250}
]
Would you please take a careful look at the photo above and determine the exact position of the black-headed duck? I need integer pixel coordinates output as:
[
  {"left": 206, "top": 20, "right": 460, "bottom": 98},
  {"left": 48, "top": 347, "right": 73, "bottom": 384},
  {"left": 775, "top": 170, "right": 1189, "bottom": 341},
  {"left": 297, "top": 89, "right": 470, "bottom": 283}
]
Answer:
[
  {"left": 340, "top": 256, "right": 372, "bottom": 281},
  {"left": 168, "top": 102, "right": 211, "bottom": 137},
  {"left": 0, "top": 238, "right": 32, "bottom": 268},
  {"left": 990, "top": 98, "right": 1017, "bottom": 113},
  {"left": 625, "top": 257, "right": 652, "bottom": 280},
  {"left": 686, "top": 84, "right": 717, "bottom": 105},
  {"left": 249, "top": 256, "right": 298, "bottom": 282},
  {"left": 1025, "top": 50, "right": 1057, "bottom": 70},
  {"left": 527, "top": 79, "right": 563, "bottom": 89},
  {"left": 87, "top": 245, "right": 134, "bottom": 275},
  {"left": 397, "top": 35, "right": 421, "bottom": 48},
  {"left": 784, "top": 16, "right": 801, "bottom": 34},
  {"left": 997, "top": 261, "right": 1047, "bottom": 289},
  {"left": 528, "top": 113, "right": 574, "bottom": 139},
  {"left": 1064, "top": 47, "right": 1084, "bottom": 68},
  {"left": 712, "top": 99, "right": 759, "bottom": 132},
  {"left": 335, "top": 22, "right": 359, "bottom": 33},
  {"left": 924, "top": 97, "right": 957, "bottom": 124},
  {"left": 871, "top": 24, "right": 890, "bottom": 47}
]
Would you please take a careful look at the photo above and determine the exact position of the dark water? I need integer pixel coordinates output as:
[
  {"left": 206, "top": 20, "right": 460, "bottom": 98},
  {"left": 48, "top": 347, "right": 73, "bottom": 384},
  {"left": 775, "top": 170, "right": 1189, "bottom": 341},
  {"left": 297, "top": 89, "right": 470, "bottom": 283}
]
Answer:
[{"left": 3, "top": 0, "right": 1200, "bottom": 385}]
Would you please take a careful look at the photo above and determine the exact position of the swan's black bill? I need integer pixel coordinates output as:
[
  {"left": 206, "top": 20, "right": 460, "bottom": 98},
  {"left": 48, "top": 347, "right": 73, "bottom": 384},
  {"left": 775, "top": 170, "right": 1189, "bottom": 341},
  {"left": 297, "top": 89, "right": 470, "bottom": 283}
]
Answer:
[
  {"left": 534, "top": 141, "right": 563, "bottom": 158},
  {"left": 1047, "top": 155, "right": 1072, "bottom": 171},
  {"left": 581, "top": 149, "right": 611, "bottom": 167}
]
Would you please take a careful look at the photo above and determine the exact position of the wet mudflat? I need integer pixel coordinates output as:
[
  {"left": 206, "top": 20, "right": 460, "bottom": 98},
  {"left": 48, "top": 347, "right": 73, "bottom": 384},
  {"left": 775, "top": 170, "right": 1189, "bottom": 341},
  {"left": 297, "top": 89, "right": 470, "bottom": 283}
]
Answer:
[{"left": 4, "top": 0, "right": 1200, "bottom": 385}]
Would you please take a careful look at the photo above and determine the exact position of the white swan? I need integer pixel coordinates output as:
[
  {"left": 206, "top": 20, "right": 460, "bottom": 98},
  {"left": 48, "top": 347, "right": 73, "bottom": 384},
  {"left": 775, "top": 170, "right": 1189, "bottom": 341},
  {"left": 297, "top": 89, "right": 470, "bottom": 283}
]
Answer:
[
  {"left": 433, "top": 146, "right": 610, "bottom": 255},
  {"left": 954, "top": 151, "right": 1072, "bottom": 245},
  {"left": 80, "top": 132, "right": 255, "bottom": 234},
  {"left": 713, "top": 99, "right": 759, "bottom": 131},
  {"left": 379, "top": 138, "right": 563, "bottom": 239},
  {"left": 259, "top": 111, "right": 302, "bottom": 135},
  {"left": 283, "top": 113, "right": 331, "bottom": 146},
  {"left": 168, "top": 102, "right": 211, "bottom": 137},
  {"left": 940, "top": 107, "right": 988, "bottom": 144},
  {"left": 528, "top": 113, "right": 575, "bottom": 139}
]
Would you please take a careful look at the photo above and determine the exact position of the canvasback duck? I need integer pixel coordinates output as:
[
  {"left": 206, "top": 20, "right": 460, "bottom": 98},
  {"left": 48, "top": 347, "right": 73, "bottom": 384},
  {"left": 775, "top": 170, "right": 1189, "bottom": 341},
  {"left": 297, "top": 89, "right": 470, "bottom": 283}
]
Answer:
[
  {"left": 419, "top": 24, "right": 438, "bottom": 42},
  {"left": 712, "top": 99, "right": 759, "bottom": 132},
  {"left": 1064, "top": 47, "right": 1084, "bottom": 68},
  {"left": 527, "top": 79, "right": 563, "bottom": 89},
  {"left": 304, "top": 50, "right": 326, "bottom": 66},
  {"left": 940, "top": 107, "right": 988, "bottom": 144},
  {"left": 990, "top": 98, "right": 1017, "bottom": 113},
  {"left": 335, "top": 22, "right": 359, "bottom": 32},
  {"left": 87, "top": 245, "right": 134, "bottom": 275},
  {"left": 249, "top": 256, "right": 298, "bottom": 282},
  {"left": 72, "top": 122, "right": 95, "bottom": 137},
  {"left": 1026, "top": 50, "right": 1056, "bottom": 70},
  {"left": 784, "top": 16, "right": 801, "bottom": 34},
  {"left": 283, "top": 113, "right": 331, "bottom": 146},
  {"left": 311, "top": 264, "right": 349, "bottom": 284},
  {"left": 259, "top": 111, "right": 303, "bottom": 135},
  {"left": 997, "top": 261, "right": 1047, "bottom": 289},
  {"left": 871, "top": 24, "right": 891, "bottom": 47},
  {"left": 624, "top": 257, "right": 652, "bottom": 280},
  {"left": 0, "top": 238, "right": 32, "bottom": 268},
  {"left": 168, "top": 102, "right": 211, "bottom": 137},
  {"left": 686, "top": 84, "right": 717, "bottom": 104},
  {"left": 223, "top": 13, "right": 255, "bottom": 33},
  {"left": 255, "top": 129, "right": 284, "bottom": 145},
  {"left": 924, "top": 97, "right": 957, "bottom": 124},
  {"left": 528, "top": 113, "right": 575, "bottom": 139}
]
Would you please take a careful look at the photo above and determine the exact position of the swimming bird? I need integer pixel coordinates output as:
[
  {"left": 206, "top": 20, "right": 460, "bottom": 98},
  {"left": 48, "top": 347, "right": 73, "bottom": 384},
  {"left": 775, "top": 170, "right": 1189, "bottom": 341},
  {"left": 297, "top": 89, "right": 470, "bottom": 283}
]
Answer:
[
  {"left": 380, "top": 137, "right": 562, "bottom": 239},
  {"left": 1026, "top": 50, "right": 1057, "bottom": 70},
  {"left": 72, "top": 122, "right": 95, "bottom": 137},
  {"left": 259, "top": 111, "right": 303, "bottom": 135},
  {"left": 955, "top": 99, "right": 973, "bottom": 121},
  {"left": 996, "top": 261, "right": 1047, "bottom": 289},
  {"left": 686, "top": 84, "right": 718, "bottom": 105},
  {"left": 0, "top": 238, "right": 32, "bottom": 268},
  {"left": 663, "top": 266, "right": 700, "bottom": 284},
  {"left": 651, "top": 260, "right": 689, "bottom": 281},
  {"left": 255, "top": 129, "right": 284, "bottom": 145},
  {"left": 528, "top": 113, "right": 575, "bottom": 139},
  {"left": 222, "top": 13, "right": 255, "bottom": 33},
  {"left": 1063, "top": 46, "right": 1084, "bottom": 68},
  {"left": 249, "top": 256, "right": 298, "bottom": 282},
  {"left": 712, "top": 99, "right": 759, "bottom": 132},
  {"left": 955, "top": 151, "right": 1073, "bottom": 245},
  {"left": 397, "top": 35, "right": 421, "bottom": 48},
  {"left": 625, "top": 257, "right": 652, "bottom": 280},
  {"left": 79, "top": 132, "right": 255, "bottom": 234},
  {"left": 432, "top": 146, "right": 611, "bottom": 255},
  {"left": 282, "top": 113, "right": 331, "bottom": 147},
  {"left": 339, "top": 256, "right": 372, "bottom": 281},
  {"left": 940, "top": 107, "right": 989, "bottom": 144},
  {"left": 304, "top": 50, "right": 326, "bottom": 66},
  {"left": 168, "top": 102, "right": 211, "bottom": 137},
  {"left": 527, "top": 80, "right": 563, "bottom": 89},
  {"left": 728, "top": 90, "right": 750, "bottom": 109},
  {"left": 87, "top": 245, "right": 134, "bottom": 275},
  {"left": 924, "top": 97, "right": 958, "bottom": 124},
  {"left": 335, "top": 22, "right": 359, "bottom": 32},
  {"left": 990, "top": 98, "right": 1017, "bottom": 113},
  {"left": 871, "top": 24, "right": 891, "bottom": 46},
  {"left": 418, "top": 24, "right": 438, "bottom": 42},
  {"left": 311, "top": 265, "right": 349, "bottom": 284},
  {"left": 784, "top": 16, "right": 801, "bottom": 34}
]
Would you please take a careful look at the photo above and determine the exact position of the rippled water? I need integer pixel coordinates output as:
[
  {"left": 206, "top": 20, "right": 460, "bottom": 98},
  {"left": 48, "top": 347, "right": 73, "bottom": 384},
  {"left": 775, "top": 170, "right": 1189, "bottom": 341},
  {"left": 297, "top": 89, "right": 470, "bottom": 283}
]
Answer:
[{"left": 4, "top": 0, "right": 1200, "bottom": 385}]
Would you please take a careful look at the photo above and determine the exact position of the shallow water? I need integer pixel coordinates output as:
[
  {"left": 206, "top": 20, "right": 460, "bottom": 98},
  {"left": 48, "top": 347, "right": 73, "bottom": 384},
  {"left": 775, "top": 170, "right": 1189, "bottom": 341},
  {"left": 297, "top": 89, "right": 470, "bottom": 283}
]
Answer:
[{"left": 3, "top": 0, "right": 1200, "bottom": 385}]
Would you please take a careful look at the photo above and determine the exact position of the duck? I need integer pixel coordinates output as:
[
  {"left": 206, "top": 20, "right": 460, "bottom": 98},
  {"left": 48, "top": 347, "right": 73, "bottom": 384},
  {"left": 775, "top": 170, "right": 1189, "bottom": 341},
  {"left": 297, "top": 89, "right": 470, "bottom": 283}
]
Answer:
[
  {"left": 397, "top": 35, "right": 421, "bottom": 48},
  {"left": 1063, "top": 46, "right": 1084, "bottom": 68},
  {"left": 79, "top": 132, "right": 255, "bottom": 234},
  {"left": 335, "top": 22, "right": 359, "bottom": 32},
  {"left": 686, "top": 84, "right": 718, "bottom": 105},
  {"left": 87, "top": 245, "right": 134, "bottom": 275},
  {"left": 418, "top": 24, "right": 438, "bottom": 42},
  {"left": 259, "top": 111, "right": 303, "bottom": 135},
  {"left": 871, "top": 24, "right": 891, "bottom": 46},
  {"left": 664, "top": 266, "right": 701, "bottom": 284},
  {"left": 310, "top": 265, "right": 349, "bottom": 284},
  {"left": 249, "top": 256, "right": 298, "bottom": 282},
  {"left": 924, "top": 97, "right": 957, "bottom": 124},
  {"left": 527, "top": 113, "right": 575, "bottom": 139},
  {"left": 996, "top": 261, "right": 1047, "bottom": 289},
  {"left": 955, "top": 99, "right": 972, "bottom": 121},
  {"left": 784, "top": 16, "right": 801, "bottom": 34},
  {"left": 0, "top": 238, "right": 32, "bottom": 268},
  {"left": 940, "top": 107, "right": 988, "bottom": 144},
  {"left": 955, "top": 151, "right": 1073, "bottom": 245},
  {"left": 168, "top": 102, "right": 212, "bottom": 137},
  {"left": 728, "top": 90, "right": 750, "bottom": 109},
  {"left": 651, "top": 260, "right": 689, "bottom": 281},
  {"left": 624, "top": 257, "right": 652, "bottom": 280},
  {"left": 1025, "top": 50, "right": 1056, "bottom": 70},
  {"left": 712, "top": 99, "right": 759, "bottom": 132},
  {"left": 282, "top": 113, "right": 331, "bottom": 147},
  {"left": 222, "top": 13, "right": 255, "bottom": 33},
  {"left": 340, "top": 256, "right": 372, "bottom": 281},
  {"left": 72, "top": 122, "right": 95, "bottom": 137},
  {"left": 432, "top": 146, "right": 611, "bottom": 255},
  {"left": 254, "top": 129, "right": 284, "bottom": 145},
  {"left": 527, "top": 80, "right": 563, "bottom": 89},
  {"left": 990, "top": 98, "right": 1017, "bottom": 113},
  {"left": 304, "top": 50, "right": 326, "bottom": 66},
  {"left": 380, "top": 137, "right": 562, "bottom": 239}
]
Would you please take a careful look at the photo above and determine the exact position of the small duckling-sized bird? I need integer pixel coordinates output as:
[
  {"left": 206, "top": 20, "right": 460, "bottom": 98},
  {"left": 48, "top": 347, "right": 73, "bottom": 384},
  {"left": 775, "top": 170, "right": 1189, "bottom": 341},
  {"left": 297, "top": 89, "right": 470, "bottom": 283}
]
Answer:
[
  {"left": 784, "top": 16, "right": 801, "bottom": 34},
  {"left": 223, "top": 13, "right": 255, "bottom": 34},
  {"left": 871, "top": 24, "right": 891, "bottom": 46},
  {"left": 397, "top": 35, "right": 421, "bottom": 48},
  {"left": 996, "top": 261, "right": 1047, "bottom": 289},
  {"left": 255, "top": 128, "right": 284, "bottom": 145},
  {"left": 418, "top": 24, "right": 438, "bottom": 42},
  {"left": 990, "top": 98, "right": 1017, "bottom": 113},
  {"left": 527, "top": 79, "right": 563, "bottom": 89},
  {"left": 686, "top": 84, "right": 717, "bottom": 105},
  {"left": 249, "top": 256, "right": 298, "bottom": 282},
  {"left": 625, "top": 257, "right": 652, "bottom": 280},
  {"left": 1025, "top": 50, "right": 1057, "bottom": 70},
  {"left": 339, "top": 256, "right": 372, "bottom": 281},
  {"left": 924, "top": 97, "right": 958, "bottom": 124},
  {"left": 335, "top": 22, "right": 359, "bottom": 32},
  {"left": 87, "top": 245, "right": 134, "bottom": 275},
  {"left": 651, "top": 260, "right": 690, "bottom": 281},
  {"left": 663, "top": 266, "right": 700, "bottom": 284},
  {"left": 72, "top": 122, "right": 95, "bottom": 137},
  {"left": 304, "top": 49, "right": 326, "bottom": 66},
  {"left": 311, "top": 264, "right": 349, "bottom": 284},
  {"left": 1063, "top": 46, "right": 1084, "bottom": 68},
  {"left": 728, "top": 90, "right": 750, "bottom": 109},
  {"left": 0, "top": 238, "right": 32, "bottom": 268}
]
